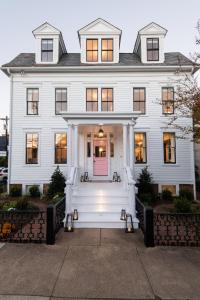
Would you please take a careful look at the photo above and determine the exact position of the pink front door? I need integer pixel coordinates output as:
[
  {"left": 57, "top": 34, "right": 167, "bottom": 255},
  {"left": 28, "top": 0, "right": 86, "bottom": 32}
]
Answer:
[{"left": 93, "top": 140, "right": 108, "bottom": 176}]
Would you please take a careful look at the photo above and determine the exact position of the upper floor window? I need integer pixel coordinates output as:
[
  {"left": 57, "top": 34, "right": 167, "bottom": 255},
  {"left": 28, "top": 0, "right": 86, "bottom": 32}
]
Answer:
[
  {"left": 101, "top": 39, "right": 113, "bottom": 62},
  {"left": 86, "top": 39, "right": 98, "bottom": 62},
  {"left": 55, "top": 88, "right": 67, "bottom": 114},
  {"left": 163, "top": 132, "right": 176, "bottom": 164},
  {"left": 133, "top": 88, "right": 146, "bottom": 114},
  {"left": 101, "top": 88, "right": 113, "bottom": 111},
  {"left": 134, "top": 133, "right": 147, "bottom": 164},
  {"left": 147, "top": 38, "right": 159, "bottom": 61},
  {"left": 86, "top": 88, "right": 98, "bottom": 111},
  {"left": 55, "top": 133, "right": 67, "bottom": 164},
  {"left": 26, "top": 133, "right": 38, "bottom": 164},
  {"left": 27, "top": 88, "right": 39, "bottom": 115},
  {"left": 162, "top": 87, "right": 174, "bottom": 114},
  {"left": 41, "top": 39, "right": 53, "bottom": 62}
]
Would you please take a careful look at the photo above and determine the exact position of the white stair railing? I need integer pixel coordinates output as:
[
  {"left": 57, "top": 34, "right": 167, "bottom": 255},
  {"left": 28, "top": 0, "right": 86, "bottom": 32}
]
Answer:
[
  {"left": 64, "top": 167, "right": 78, "bottom": 226},
  {"left": 124, "top": 166, "right": 136, "bottom": 219}
]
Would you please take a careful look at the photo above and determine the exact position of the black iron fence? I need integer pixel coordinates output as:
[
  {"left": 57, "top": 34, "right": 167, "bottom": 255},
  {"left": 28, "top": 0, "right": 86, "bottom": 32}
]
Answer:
[
  {"left": 46, "top": 196, "right": 65, "bottom": 245},
  {"left": 0, "top": 210, "right": 46, "bottom": 243},
  {"left": 154, "top": 213, "right": 200, "bottom": 247},
  {"left": 136, "top": 196, "right": 200, "bottom": 247},
  {"left": 0, "top": 196, "right": 65, "bottom": 244}
]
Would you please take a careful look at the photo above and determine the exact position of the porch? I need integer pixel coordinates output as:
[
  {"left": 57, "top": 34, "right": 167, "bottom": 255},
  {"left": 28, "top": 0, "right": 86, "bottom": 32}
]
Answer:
[{"left": 63, "top": 113, "right": 139, "bottom": 229}]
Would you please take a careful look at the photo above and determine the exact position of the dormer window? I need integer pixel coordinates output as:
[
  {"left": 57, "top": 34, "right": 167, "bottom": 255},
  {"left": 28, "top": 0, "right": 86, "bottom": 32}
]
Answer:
[
  {"left": 86, "top": 39, "right": 98, "bottom": 62},
  {"left": 41, "top": 39, "right": 53, "bottom": 62},
  {"left": 101, "top": 39, "right": 113, "bottom": 62},
  {"left": 147, "top": 38, "right": 159, "bottom": 61}
]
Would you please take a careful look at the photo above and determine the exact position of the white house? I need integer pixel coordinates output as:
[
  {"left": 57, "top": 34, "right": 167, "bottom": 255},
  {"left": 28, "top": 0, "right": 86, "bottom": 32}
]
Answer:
[{"left": 1, "top": 18, "right": 197, "bottom": 229}]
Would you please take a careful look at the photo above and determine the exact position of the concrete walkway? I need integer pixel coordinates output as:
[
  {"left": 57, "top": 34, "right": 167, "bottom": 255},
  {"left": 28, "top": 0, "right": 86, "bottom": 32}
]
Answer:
[{"left": 0, "top": 229, "right": 200, "bottom": 300}]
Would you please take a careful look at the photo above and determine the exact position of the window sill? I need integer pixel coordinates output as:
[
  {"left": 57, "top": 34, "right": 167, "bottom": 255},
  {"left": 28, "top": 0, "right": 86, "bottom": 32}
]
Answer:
[
  {"left": 24, "top": 115, "right": 41, "bottom": 117},
  {"left": 23, "top": 164, "right": 41, "bottom": 167},
  {"left": 52, "top": 164, "right": 67, "bottom": 167},
  {"left": 162, "top": 164, "right": 180, "bottom": 167}
]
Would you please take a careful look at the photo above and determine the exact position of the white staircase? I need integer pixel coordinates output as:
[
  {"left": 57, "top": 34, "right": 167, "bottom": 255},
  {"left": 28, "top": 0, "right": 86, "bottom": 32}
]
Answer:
[
  {"left": 71, "top": 182, "right": 128, "bottom": 228},
  {"left": 64, "top": 167, "right": 139, "bottom": 229}
]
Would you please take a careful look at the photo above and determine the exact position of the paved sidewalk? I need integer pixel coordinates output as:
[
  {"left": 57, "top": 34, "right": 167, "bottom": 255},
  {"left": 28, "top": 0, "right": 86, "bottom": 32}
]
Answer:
[{"left": 0, "top": 229, "right": 200, "bottom": 299}]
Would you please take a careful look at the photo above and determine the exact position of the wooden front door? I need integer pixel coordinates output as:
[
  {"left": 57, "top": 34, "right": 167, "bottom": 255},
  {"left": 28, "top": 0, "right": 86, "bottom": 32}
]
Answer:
[{"left": 93, "top": 140, "right": 108, "bottom": 176}]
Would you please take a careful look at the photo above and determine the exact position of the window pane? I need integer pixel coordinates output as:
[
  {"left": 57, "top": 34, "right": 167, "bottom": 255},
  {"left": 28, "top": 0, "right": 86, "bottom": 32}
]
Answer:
[
  {"left": 134, "top": 133, "right": 146, "bottom": 163},
  {"left": 163, "top": 133, "right": 176, "bottom": 163},
  {"left": 55, "top": 133, "right": 67, "bottom": 164},
  {"left": 102, "top": 40, "right": 108, "bottom": 50},
  {"left": 26, "top": 133, "right": 38, "bottom": 164},
  {"left": 101, "top": 39, "right": 113, "bottom": 62}
]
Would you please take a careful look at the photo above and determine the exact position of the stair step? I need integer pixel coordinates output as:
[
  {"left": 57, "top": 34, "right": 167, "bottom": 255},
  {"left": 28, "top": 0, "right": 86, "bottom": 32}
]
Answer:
[{"left": 72, "top": 205, "right": 129, "bottom": 213}]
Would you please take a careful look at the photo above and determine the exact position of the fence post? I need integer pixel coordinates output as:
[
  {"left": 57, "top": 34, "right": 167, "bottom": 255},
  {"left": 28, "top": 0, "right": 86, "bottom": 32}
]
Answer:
[
  {"left": 144, "top": 207, "right": 154, "bottom": 247},
  {"left": 46, "top": 205, "right": 55, "bottom": 245}
]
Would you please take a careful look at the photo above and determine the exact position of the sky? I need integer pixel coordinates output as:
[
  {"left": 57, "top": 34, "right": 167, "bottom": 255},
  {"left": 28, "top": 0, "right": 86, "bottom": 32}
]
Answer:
[{"left": 0, "top": 0, "right": 200, "bottom": 133}]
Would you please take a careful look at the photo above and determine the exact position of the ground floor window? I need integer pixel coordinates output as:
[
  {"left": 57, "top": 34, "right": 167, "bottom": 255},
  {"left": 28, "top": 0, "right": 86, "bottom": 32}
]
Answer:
[
  {"left": 163, "top": 132, "right": 176, "bottom": 164},
  {"left": 134, "top": 132, "right": 147, "bottom": 163},
  {"left": 55, "top": 133, "right": 67, "bottom": 164},
  {"left": 26, "top": 133, "right": 38, "bottom": 164},
  {"left": 161, "top": 184, "right": 176, "bottom": 195}
]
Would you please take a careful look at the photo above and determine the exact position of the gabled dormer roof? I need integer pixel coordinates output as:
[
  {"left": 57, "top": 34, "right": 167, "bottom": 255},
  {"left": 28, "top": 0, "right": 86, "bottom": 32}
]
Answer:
[
  {"left": 134, "top": 22, "right": 167, "bottom": 53},
  {"left": 78, "top": 18, "right": 122, "bottom": 44},
  {"left": 32, "top": 22, "right": 67, "bottom": 53}
]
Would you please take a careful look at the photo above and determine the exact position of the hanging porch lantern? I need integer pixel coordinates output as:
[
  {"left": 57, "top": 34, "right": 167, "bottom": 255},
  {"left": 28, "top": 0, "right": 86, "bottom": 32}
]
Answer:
[
  {"left": 125, "top": 214, "right": 134, "bottom": 233},
  {"left": 98, "top": 127, "right": 104, "bottom": 138},
  {"left": 64, "top": 213, "right": 74, "bottom": 232},
  {"left": 73, "top": 209, "right": 78, "bottom": 221},
  {"left": 120, "top": 209, "right": 126, "bottom": 221}
]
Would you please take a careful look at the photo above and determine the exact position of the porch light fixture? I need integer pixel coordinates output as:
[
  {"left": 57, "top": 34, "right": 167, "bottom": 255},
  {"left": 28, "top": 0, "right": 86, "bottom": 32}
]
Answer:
[
  {"left": 73, "top": 209, "right": 78, "bottom": 221},
  {"left": 64, "top": 213, "right": 74, "bottom": 232},
  {"left": 125, "top": 214, "right": 134, "bottom": 233},
  {"left": 120, "top": 209, "right": 126, "bottom": 221},
  {"left": 98, "top": 127, "right": 104, "bottom": 138}
]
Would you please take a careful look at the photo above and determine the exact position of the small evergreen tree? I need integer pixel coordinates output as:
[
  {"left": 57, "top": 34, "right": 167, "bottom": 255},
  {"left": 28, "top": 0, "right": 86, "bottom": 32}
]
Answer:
[
  {"left": 136, "top": 167, "right": 154, "bottom": 204},
  {"left": 48, "top": 166, "right": 66, "bottom": 197}
]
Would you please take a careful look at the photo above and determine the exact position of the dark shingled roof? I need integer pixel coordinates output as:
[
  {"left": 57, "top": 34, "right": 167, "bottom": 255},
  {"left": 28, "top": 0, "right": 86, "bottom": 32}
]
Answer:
[{"left": 2, "top": 52, "right": 194, "bottom": 68}]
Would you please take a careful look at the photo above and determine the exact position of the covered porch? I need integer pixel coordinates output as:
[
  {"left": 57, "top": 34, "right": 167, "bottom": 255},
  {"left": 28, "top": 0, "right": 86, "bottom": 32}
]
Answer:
[{"left": 62, "top": 113, "right": 139, "bottom": 229}]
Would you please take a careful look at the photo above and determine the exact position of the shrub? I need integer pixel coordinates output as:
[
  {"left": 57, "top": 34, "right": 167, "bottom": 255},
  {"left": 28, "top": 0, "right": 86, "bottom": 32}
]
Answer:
[
  {"left": 10, "top": 186, "right": 22, "bottom": 197},
  {"left": 2, "top": 200, "right": 17, "bottom": 210},
  {"left": 139, "top": 193, "right": 153, "bottom": 205},
  {"left": 29, "top": 185, "right": 40, "bottom": 198},
  {"left": 174, "top": 197, "right": 191, "bottom": 213},
  {"left": 48, "top": 166, "right": 66, "bottom": 197},
  {"left": 179, "top": 189, "right": 193, "bottom": 202},
  {"left": 15, "top": 197, "right": 29, "bottom": 210},
  {"left": 0, "top": 184, "right": 4, "bottom": 194},
  {"left": 161, "top": 189, "right": 173, "bottom": 202},
  {"left": 137, "top": 167, "right": 154, "bottom": 203}
]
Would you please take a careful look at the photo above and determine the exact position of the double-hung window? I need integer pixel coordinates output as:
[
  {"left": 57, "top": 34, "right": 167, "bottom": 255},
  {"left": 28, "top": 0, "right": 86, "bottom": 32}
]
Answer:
[
  {"left": 86, "top": 88, "right": 98, "bottom": 111},
  {"left": 101, "top": 88, "right": 113, "bottom": 111},
  {"left": 163, "top": 132, "right": 176, "bottom": 164},
  {"left": 147, "top": 38, "right": 159, "bottom": 61},
  {"left": 27, "top": 88, "right": 39, "bottom": 115},
  {"left": 55, "top": 88, "right": 67, "bottom": 114},
  {"left": 55, "top": 133, "right": 67, "bottom": 164},
  {"left": 134, "top": 133, "right": 147, "bottom": 163},
  {"left": 133, "top": 88, "right": 146, "bottom": 114},
  {"left": 101, "top": 39, "right": 113, "bottom": 62},
  {"left": 26, "top": 133, "right": 38, "bottom": 164},
  {"left": 86, "top": 39, "right": 98, "bottom": 62},
  {"left": 162, "top": 87, "right": 174, "bottom": 114},
  {"left": 41, "top": 39, "right": 53, "bottom": 62}
]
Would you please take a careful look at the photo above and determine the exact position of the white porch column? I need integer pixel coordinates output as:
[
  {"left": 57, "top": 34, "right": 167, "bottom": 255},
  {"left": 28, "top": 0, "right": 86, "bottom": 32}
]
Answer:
[
  {"left": 129, "top": 124, "right": 134, "bottom": 169},
  {"left": 74, "top": 124, "right": 79, "bottom": 168},
  {"left": 67, "top": 124, "right": 72, "bottom": 167},
  {"left": 123, "top": 124, "right": 128, "bottom": 167}
]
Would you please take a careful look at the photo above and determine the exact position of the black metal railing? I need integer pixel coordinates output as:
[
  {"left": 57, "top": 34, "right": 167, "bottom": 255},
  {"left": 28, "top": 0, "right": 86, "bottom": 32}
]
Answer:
[
  {"left": 0, "top": 210, "right": 46, "bottom": 243},
  {"left": 136, "top": 196, "right": 154, "bottom": 247},
  {"left": 154, "top": 212, "right": 200, "bottom": 247},
  {"left": 46, "top": 196, "right": 65, "bottom": 245}
]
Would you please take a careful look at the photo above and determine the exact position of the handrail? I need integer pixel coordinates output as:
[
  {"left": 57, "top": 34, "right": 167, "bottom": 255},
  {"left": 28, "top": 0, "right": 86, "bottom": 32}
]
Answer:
[
  {"left": 64, "top": 166, "right": 78, "bottom": 225},
  {"left": 124, "top": 166, "right": 136, "bottom": 219}
]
